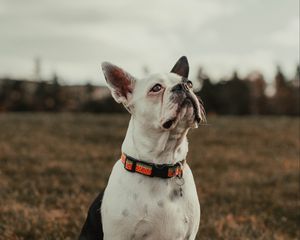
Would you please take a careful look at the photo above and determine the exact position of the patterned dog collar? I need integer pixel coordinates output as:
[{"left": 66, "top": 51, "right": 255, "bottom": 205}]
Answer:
[{"left": 121, "top": 153, "right": 185, "bottom": 178}]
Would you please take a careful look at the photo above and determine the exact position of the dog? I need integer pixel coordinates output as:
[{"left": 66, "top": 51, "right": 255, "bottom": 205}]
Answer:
[{"left": 79, "top": 56, "right": 206, "bottom": 240}]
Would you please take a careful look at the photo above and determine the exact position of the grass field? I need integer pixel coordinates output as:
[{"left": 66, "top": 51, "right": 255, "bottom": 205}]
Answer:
[{"left": 0, "top": 113, "right": 299, "bottom": 240}]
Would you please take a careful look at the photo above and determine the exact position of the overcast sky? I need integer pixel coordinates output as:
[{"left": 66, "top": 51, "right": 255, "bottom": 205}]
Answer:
[{"left": 0, "top": 0, "right": 299, "bottom": 85}]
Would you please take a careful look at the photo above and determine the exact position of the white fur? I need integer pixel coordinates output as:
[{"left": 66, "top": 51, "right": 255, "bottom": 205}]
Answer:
[{"left": 101, "top": 67, "right": 201, "bottom": 240}]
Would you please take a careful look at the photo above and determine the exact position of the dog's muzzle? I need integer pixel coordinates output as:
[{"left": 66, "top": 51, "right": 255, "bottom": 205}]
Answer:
[
  {"left": 162, "top": 80, "right": 203, "bottom": 130},
  {"left": 171, "top": 82, "right": 201, "bottom": 123}
]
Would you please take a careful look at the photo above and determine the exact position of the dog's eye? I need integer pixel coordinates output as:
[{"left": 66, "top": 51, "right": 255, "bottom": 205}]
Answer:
[
  {"left": 150, "top": 84, "right": 163, "bottom": 93},
  {"left": 187, "top": 80, "right": 193, "bottom": 88}
]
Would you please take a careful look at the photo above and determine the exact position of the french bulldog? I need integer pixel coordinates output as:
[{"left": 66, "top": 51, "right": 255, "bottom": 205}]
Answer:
[{"left": 79, "top": 56, "right": 206, "bottom": 240}]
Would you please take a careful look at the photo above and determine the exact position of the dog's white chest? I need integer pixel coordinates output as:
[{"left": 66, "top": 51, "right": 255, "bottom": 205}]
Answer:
[{"left": 101, "top": 161, "right": 200, "bottom": 240}]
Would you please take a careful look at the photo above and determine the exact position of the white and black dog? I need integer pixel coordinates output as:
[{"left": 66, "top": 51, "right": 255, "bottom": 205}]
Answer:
[{"left": 79, "top": 56, "right": 206, "bottom": 240}]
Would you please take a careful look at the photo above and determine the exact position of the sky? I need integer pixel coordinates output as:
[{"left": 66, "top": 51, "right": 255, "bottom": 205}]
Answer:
[{"left": 0, "top": 0, "right": 299, "bottom": 85}]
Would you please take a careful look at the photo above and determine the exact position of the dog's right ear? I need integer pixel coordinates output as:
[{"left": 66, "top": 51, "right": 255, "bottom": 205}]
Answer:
[
  {"left": 170, "top": 56, "right": 189, "bottom": 78},
  {"left": 101, "top": 62, "right": 136, "bottom": 105}
]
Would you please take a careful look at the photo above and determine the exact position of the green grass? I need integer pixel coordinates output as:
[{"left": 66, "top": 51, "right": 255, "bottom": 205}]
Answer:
[{"left": 0, "top": 113, "right": 299, "bottom": 240}]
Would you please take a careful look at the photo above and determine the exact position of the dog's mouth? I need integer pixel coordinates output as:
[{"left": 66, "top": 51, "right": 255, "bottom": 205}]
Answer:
[
  {"left": 162, "top": 117, "right": 177, "bottom": 129},
  {"left": 185, "top": 94, "right": 201, "bottom": 123},
  {"left": 162, "top": 94, "right": 201, "bottom": 130}
]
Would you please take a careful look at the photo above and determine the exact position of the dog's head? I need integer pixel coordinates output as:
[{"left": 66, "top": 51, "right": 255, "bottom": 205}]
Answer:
[{"left": 102, "top": 56, "right": 205, "bottom": 131}]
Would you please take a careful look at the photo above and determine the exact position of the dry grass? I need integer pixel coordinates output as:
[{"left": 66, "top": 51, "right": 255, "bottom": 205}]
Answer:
[{"left": 0, "top": 113, "right": 299, "bottom": 240}]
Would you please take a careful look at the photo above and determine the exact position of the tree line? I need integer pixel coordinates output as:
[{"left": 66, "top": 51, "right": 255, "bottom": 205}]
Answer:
[{"left": 0, "top": 65, "right": 299, "bottom": 115}]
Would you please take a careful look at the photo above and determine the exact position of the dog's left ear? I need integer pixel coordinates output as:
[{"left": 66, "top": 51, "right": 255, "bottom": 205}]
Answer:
[
  {"left": 170, "top": 56, "right": 189, "bottom": 78},
  {"left": 101, "top": 62, "right": 136, "bottom": 105}
]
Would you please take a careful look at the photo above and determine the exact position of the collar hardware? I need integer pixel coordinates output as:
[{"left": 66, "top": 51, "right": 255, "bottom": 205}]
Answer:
[{"left": 120, "top": 153, "right": 185, "bottom": 179}]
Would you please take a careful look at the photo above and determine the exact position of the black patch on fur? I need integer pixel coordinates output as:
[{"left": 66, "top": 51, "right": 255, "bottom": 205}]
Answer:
[
  {"left": 78, "top": 189, "right": 105, "bottom": 240},
  {"left": 142, "top": 232, "right": 149, "bottom": 238},
  {"left": 122, "top": 209, "right": 129, "bottom": 217},
  {"left": 169, "top": 188, "right": 180, "bottom": 201},
  {"left": 130, "top": 233, "right": 136, "bottom": 240},
  {"left": 157, "top": 200, "right": 164, "bottom": 208}
]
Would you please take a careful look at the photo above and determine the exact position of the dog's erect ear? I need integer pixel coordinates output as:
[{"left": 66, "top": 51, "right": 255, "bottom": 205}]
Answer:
[
  {"left": 170, "top": 56, "right": 189, "bottom": 78},
  {"left": 101, "top": 62, "right": 136, "bottom": 104}
]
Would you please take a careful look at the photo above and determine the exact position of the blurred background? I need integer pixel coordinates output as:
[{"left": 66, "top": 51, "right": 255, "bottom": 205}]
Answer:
[
  {"left": 0, "top": 0, "right": 299, "bottom": 239},
  {"left": 0, "top": 0, "right": 299, "bottom": 114}
]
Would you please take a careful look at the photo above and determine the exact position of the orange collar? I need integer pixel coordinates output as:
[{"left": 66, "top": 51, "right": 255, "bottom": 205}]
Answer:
[{"left": 121, "top": 153, "right": 185, "bottom": 178}]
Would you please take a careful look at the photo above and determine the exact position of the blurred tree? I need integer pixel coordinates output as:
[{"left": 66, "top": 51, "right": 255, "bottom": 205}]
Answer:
[
  {"left": 275, "top": 65, "right": 287, "bottom": 91},
  {"left": 246, "top": 72, "right": 267, "bottom": 114},
  {"left": 293, "top": 64, "right": 300, "bottom": 87},
  {"left": 50, "top": 73, "right": 63, "bottom": 111},
  {"left": 268, "top": 65, "right": 300, "bottom": 115},
  {"left": 34, "top": 57, "right": 42, "bottom": 82},
  {"left": 197, "top": 68, "right": 218, "bottom": 114},
  {"left": 0, "top": 64, "right": 298, "bottom": 115},
  {"left": 199, "top": 70, "right": 251, "bottom": 115},
  {"left": 33, "top": 74, "right": 62, "bottom": 111}
]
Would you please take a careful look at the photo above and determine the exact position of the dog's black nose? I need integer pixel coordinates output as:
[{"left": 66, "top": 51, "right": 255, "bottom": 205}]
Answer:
[
  {"left": 171, "top": 83, "right": 183, "bottom": 92},
  {"left": 171, "top": 82, "right": 190, "bottom": 93}
]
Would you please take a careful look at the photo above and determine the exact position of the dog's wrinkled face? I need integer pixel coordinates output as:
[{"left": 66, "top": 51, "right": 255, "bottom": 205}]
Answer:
[{"left": 102, "top": 56, "right": 205, "bottom": 131}]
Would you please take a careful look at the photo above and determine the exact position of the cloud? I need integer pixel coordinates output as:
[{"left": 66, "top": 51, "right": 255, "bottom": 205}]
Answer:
[
  {"left": 0, "top": 0, "right": 298, "bottom": 84},
  {"left": 269, "top": 17, "right": 299, "bottom": 47},
  {"left": 191, "top": 50, "right": 277, "bottom": 80}
]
